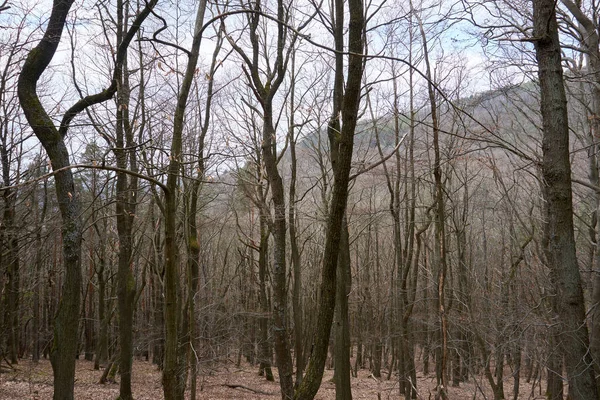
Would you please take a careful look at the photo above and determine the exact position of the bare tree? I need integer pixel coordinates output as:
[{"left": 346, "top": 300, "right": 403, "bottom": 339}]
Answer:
[
  {"left": 162, "top": 0, "right": 209, "bottom": 398},
  {"left": 294, "top": 0, "right": 364, "bottom": 397},
  {"left": 532, "top": 0, "right": 598, "bottom": 398},
  {"left": 224, "top": 1, "right": 308, "bottom": 396},
  {"left": 17, "top": 0, "right": 155, "bottom": 397}
]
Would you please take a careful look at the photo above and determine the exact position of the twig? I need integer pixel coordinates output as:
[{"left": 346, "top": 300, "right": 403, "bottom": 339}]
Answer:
[{"left": 223, "top": 383, "right": 276, "bottom": 395}]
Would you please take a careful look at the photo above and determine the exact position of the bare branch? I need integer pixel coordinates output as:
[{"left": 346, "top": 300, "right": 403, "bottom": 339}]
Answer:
[{"left": 0, "top": 164, "right": 170, "bottom": 194}]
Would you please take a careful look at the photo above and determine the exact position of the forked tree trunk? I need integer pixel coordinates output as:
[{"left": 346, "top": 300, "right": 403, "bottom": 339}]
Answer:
[
  {"left": 328, "top": 0, "right": 352, "bottom": 391},
  {"left": 163, "top": 1, "right": 207, "bottom": 398},
  {"left": 293, "top": 0, "right": 364, "bottom": 396},
  {"left": 225, "top": 2, "right": 298, "bottom": 397}
]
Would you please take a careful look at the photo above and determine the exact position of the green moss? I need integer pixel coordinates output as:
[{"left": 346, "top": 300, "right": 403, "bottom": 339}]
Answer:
[{"left": 189, "top": 237, "right": 200, "bottom": 251}]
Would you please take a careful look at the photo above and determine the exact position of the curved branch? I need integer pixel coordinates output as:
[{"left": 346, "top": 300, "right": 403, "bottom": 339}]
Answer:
[
  {"left": 0, "top": 164, "right": 170, "bottom": 195},
  {"left": 138, "top": 6, "right": 192, "bottom": 56},
  {"left": 349, "top": 131, "right": 408, "bottom": 181},
  {"left": 58, "top": 0, "right": 158, "bottom": 137}
]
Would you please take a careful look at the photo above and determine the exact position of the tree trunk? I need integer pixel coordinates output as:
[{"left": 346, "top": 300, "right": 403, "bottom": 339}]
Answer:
[
  {"left": 1, "top": 189, "right": 19, "bottom": 365},
  {"left": 258, "top": 213, "right": 274, "bottom": 381},
  {"left": 334, "top": 216, "right": 352, "bottom": 400},
  {"left": 0, "top": 110, "right": 20, "bottom": 366},
  {"left": 263, "top": 105, "right": 295, "bottom": 400},
  {"left": 418, "top": 13, "right": 448, "bottom": 398},
  {"left": 559, "top": 2, "right": 600, "bottom": 393},
  {"left": 114, "top": 4, "right": 140, "bottom": 395},
  {"left": 288, "top": 51, "right": 304, "bottom": 387},
  {"left": 32, "top": 181, "right": 47, "bottom": 363},
  {"left": 18, "top": 2, "right": 83, "bottom": 394},
  {"left": 95, "top": 239, "right": 108, "bottom": 370},
  {"left": 150, "top": 201, "right": 164, "bottom": 369},
  {"left": 546, "top": 335, "right": 563, "bottom": 400},
  {"left": 163, "top": 1, "right": 207, "bottom": 398},
  {"left": 294, "top": 0, "right": 363, "bottom": 396},
  {"left": 533, "top": 0, "right": 599, "bottom": 398},
  {"left": 84, "top": 264, "right": 95, "bottom": 362},
  {"left": 18, "top": 0, "right": 154, "bottom": 396}
]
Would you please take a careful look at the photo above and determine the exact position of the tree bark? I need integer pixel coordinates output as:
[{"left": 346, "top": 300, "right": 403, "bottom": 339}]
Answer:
[
  {"left": 533, "top": 0, "right": 599, "bottom": 398},
  {"left": 32, "top": 180, "right": 47, "bottom": 363},
  {"left": 163, "top": 1, "right": 207, "bottom": 398},
  {"left": 0, "top": 141, "right": 19, "bottom": 366},
  {"left": 114, "top": 2, "right": 139, "bottom": 397},
  {"left": 288, "top": 50, "right": 305, "bottom": 388},
  {"left": 18, "top": 0, "right": 154, "bottom": 397},
  {"left": 293, "top": 0, "right": 364, "bottom": 396},
  {"left": 18, "top": 2, "right": 84, "bottom": 396},
  {"left": 257, "top": 211, "right": 275, "bottom": 381},
  {"left": 560, "top": 1, "right": 600, "bottom": 393},
  {"left": 328, "top": 0, "right": 352, "bottom": 393},
  {"left": 334, "top": 216, "right": 352, "bottom": 400},
  {"left": 95, "top": 222, "right": 109, "bottom": 370}
]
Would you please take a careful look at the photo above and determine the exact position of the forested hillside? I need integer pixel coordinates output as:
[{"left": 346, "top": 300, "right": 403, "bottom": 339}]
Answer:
[{"left": 1, "top": 0, "right": 600, "bottom": 399}]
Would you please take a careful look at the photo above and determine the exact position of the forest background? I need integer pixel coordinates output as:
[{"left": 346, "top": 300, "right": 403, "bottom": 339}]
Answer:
[{"left": 0, "top": 0, "right": 597, "bottom": 399}]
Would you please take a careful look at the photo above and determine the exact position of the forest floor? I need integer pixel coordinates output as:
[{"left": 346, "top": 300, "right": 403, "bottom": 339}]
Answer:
[{"left": 0, "top": 358, "right": 549, "bottom": 399}]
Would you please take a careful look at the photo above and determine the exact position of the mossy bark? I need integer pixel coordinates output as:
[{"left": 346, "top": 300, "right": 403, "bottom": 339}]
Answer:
[
  {"left": 18, "top": 2, "right": 82, "bottom": 397},
  {"left": 18, "top": 1, "right": 155, "bottom": 397}
]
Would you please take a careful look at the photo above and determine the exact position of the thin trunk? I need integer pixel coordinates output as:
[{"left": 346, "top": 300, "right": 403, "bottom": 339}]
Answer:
[
  {"left": 115, "top": 3, "right": 138, "bottom": 397},
  {"left": 546, "top": 333, "right": 563, "bottom": 400},
  {"left": 258, "top": 212, "right": 274, "bottom": 381},
  {"left": 289, "top": 50, "right": 304, "bottom": 388},
  {"left": 95, "top": 233, "right": 108, "bottom": 370},
  {"left": 150, "top": 201, "right": 164, "bottom": 369},
  {"left": 186, "top": 32, "right": 220, "bottom": 400},
  {"left": 163, "top": 1, "right": 207, "bottom": 398},
  {"left": 417, "top": 11, "right": 448, "bottom": 398},
  {"left": 84, "top": 262, "right": 95, "bottom": 361},
  {"left": 0, "top": 114, "right": 19, "bottom": 365},
  {"left": 32, "top": 182, "right": 47, "bottom": 363},
  {"left": 1, "top": 189, "right": 19, "bottom": 365},
  {"left": 512, "top": 344, "right": 521, "bottom": 400}
]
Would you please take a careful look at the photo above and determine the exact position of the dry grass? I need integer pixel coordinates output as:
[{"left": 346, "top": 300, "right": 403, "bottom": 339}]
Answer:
[{"left": 0, "top": 358, "right": 549, "bottom": 399}]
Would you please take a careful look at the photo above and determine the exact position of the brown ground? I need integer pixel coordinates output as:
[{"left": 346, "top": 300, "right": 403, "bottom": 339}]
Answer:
[{"left": 0, "top": 359, "right": 548, "bottom": 399}]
